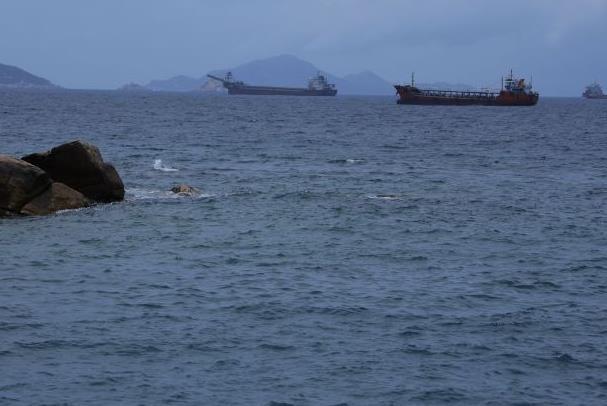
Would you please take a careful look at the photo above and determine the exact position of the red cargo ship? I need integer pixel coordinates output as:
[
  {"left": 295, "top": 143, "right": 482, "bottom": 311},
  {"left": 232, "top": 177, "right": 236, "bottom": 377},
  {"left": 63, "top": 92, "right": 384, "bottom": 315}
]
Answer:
[{"left": 395, "top": 71, "right": 538, "bottom": 106}]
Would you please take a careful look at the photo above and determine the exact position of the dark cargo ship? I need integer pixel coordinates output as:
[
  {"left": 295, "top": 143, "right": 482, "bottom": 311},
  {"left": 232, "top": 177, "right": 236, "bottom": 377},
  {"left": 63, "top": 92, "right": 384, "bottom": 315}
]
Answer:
[
  {"left": 395, "top": 71, "right": 538, "bottom": 106},
  {"left": 583, "top": 82, "right": 607, "bottom": 99},
  {"left": 207, "top": 72, "right": 337, "bottom": 96}
]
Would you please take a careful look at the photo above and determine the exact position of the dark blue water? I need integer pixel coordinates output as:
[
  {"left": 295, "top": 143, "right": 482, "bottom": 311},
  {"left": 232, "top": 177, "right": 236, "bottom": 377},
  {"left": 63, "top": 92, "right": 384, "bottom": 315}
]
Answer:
[{"left": 1, "top": 90, "right": 607, "bottom": 405}]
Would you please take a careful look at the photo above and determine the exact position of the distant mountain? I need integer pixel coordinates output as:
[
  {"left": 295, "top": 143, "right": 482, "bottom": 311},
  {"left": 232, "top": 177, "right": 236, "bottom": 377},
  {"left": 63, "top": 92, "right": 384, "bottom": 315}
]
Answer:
[
  {"left": 0, "top": 63, "right": 55, "bottom": 88},
  {"left": 338, "top": 70, "right": 394, "bottom": 95},
  {"left": 144, "top": 55, "right": 395, "bottom": 95},
  {"left": 117, "top": 82, "right": 151, "bottom": 92},
  {"left": 205, "top": 55, "right": 394, "bottom": 95},
  {"left": 208, "top": 55, "right": 323, "bottom": 88},
  {"left": 145, "top": 75, "right": 204, "bottom": 92}
]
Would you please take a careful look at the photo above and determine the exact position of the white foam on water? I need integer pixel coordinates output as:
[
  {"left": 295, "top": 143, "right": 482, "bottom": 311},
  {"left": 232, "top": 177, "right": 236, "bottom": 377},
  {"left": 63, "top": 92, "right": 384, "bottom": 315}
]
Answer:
[
  {"left": 367, "top": 194, "right": 400, "bottom": 201},
  {"left": 346, "top": 159, "right": 365, "bottom": 164},
  {"left": 127, "top": 188, "right": 180, "bottom": 200},
  {"left": 153, "top": 159, "right": 178, "bottom": 172},
  {"left": 126, "top": 188, "right": 214, "bottom": 201},
  {"left": 54, "top": 206, "right": 91, "bottom": 215}
]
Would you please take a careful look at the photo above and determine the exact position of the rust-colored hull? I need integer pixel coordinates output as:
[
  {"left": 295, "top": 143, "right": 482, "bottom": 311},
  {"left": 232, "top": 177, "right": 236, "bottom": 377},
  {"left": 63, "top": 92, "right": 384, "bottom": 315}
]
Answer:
[{"left": 395, "top": 85, "right": 538, "bottom": 106}]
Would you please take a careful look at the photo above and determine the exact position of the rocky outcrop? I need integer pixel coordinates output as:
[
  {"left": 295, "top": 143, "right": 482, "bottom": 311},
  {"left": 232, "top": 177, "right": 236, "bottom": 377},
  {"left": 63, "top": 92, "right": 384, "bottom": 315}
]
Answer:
[
  {"left": 171, "top": 184, "right": 200, "bottom": 196},
  {"left": 21, "top": 182, "right": 90, "bottom": 216},
  {"left": 0, "top": 156, "right": 51, "bottom": 214},
  {"left": 1, "top": 140, "right": 124, "bottom": 217},
  {"left": 22, "top": 140, "right": 124, "bottom": 202}
]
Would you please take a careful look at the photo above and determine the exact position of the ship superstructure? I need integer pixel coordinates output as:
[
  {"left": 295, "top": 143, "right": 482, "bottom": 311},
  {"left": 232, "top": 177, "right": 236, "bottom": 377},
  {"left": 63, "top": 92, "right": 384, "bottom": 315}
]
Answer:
[
  {"left": 207, "top": 72, "right": 337, "bottom": 96},
  {"left": 583, "top": 82, "right": 607, "bottom": 99},
  {"left": 394, "top": 71, "right": 538, "bottom": 106}
]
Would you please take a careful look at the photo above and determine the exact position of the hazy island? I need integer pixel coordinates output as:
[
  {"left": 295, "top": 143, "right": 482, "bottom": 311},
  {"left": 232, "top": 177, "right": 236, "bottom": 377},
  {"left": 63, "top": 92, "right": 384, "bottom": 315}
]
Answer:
[
  {"left": 132, "top": 55, "right": 474, "bottom": 96},
  {"left": 143, "top": 55, "right": 396, "bottom": 95},
  {"left": 0, "top": 62, "right": 56, "bottom": 89},
  {"left": 117, "top": 82, "right": 151, "bottom": 92}
]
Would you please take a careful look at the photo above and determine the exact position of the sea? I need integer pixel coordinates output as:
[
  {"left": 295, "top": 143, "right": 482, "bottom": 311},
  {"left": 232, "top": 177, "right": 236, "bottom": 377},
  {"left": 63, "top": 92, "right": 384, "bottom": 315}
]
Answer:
[{"left": 1, "top": 90, "right": 606, "bottom": 405}]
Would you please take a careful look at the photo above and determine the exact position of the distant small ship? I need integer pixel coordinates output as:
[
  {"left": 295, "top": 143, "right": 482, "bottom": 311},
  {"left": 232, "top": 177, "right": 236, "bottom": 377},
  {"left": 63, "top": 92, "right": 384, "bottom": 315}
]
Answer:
[
  {"left": 394, "top": 71, "right": 538, "bottom": 106},
  {"left": 207, "top": 72, "right": 337, "bottom": 96},
  {"left": 583, "top": 82, "right": 607, "bottom": 99}
]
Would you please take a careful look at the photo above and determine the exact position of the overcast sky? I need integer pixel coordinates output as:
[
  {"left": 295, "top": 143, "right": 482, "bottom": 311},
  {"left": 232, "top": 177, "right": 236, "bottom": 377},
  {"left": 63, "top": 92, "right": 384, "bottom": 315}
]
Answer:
[{"left": 1, "top": 0, "right": 606, "bottom": 95}]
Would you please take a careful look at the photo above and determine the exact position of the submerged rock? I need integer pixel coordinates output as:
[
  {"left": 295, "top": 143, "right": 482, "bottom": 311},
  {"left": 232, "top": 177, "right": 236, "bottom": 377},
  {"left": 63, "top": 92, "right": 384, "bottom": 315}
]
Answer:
[
  {"left": 0, "top": 155, "right": 51, "bottom": 215},
  {"left": 22, "top": 140, "right": 125, "bottom": 202},
  {"left": 170, "top": 184, "right": 200, "bottom": 196}
]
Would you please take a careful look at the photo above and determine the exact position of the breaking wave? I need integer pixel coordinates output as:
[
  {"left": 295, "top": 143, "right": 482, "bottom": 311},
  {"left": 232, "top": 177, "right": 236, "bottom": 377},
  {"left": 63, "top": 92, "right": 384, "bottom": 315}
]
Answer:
[
  {"left": 328, "top": 158, "right": 366, "bottom": 164},
  {"left": 153, "top": 159, "right": 178, "bottom": 172},
  {"left": 367, "top": 194, "right": 400, "bottom": 200},
  {"left": 126, "top": 188, "right": 213, "bottom": 200}
]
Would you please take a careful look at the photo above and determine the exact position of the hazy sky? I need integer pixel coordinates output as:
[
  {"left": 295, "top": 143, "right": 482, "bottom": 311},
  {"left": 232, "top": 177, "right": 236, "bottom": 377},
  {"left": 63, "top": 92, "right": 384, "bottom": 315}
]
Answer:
[{"left": 1, "top": 0, "right": 606, "bottom": 95}]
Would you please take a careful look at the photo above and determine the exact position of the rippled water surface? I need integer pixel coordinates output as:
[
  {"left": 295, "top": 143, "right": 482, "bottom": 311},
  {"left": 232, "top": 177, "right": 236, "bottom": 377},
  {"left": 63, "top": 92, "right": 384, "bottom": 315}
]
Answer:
[{"left": 1, "top": 90, "right": 607, "bottom": 405}]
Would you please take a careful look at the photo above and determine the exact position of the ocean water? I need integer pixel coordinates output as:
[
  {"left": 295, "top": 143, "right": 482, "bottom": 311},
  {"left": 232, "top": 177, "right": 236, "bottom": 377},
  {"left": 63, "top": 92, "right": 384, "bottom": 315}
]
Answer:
[{"left": 1, "top": 90, "right": 607, "bottom": 405}]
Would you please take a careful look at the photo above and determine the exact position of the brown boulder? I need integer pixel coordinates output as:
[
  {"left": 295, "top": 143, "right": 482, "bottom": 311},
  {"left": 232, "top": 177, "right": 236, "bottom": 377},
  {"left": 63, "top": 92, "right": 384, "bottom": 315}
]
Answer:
[
  {"left": 22, "top": 140, "right": 124, "bottom": 202},
  {"left": 21, "top": 182, "right": 90, "bottom": 216},
  {"left": 0, "top": 155, "right": 51, "bottom": 215}
]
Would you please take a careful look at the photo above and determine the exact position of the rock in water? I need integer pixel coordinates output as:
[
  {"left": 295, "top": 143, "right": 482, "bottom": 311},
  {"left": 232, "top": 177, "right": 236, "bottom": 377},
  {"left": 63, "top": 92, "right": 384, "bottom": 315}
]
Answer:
[
  {"left": 2, "top": 141, "right": 124, "bottom": 217},
  {"left": 20, "top": 182, "right": 90, "bottom": 216},
  {"left": 22, "top": 140, "right": 125, "bottom": 202},
  {"left": 170, "top": 184, "right": 200, "bottom": 196},
  {"left": 0, "top": 155, "right": 51, "bottom": 215}
]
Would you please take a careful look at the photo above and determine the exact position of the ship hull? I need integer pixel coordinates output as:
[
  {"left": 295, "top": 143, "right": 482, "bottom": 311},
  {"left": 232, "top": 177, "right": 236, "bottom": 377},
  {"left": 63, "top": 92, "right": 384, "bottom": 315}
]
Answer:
[
  {"left": 396, "top": 96, "right": 538, "bottom": 106},
  {"left": 227, "top": 85, "right": 337, "bottom": 96},
  {"left": 395, "top": 85, "right": 538, "bottom": 106},
  {"left": 584, "top": 95, "right": 607, "bottom": 99}
]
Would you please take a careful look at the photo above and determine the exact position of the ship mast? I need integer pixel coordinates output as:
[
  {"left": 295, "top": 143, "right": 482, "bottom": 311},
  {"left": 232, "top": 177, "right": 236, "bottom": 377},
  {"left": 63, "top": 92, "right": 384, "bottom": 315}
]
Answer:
[{"left": 411, "top": 72, "right": 415, "bottom": 87}]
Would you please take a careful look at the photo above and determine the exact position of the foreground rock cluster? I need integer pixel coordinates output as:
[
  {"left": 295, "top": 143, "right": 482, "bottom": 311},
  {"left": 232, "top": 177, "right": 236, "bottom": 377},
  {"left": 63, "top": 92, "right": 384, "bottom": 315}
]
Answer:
[{"left": 0, "top": 140, "right": 124, "bottom": 217}]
